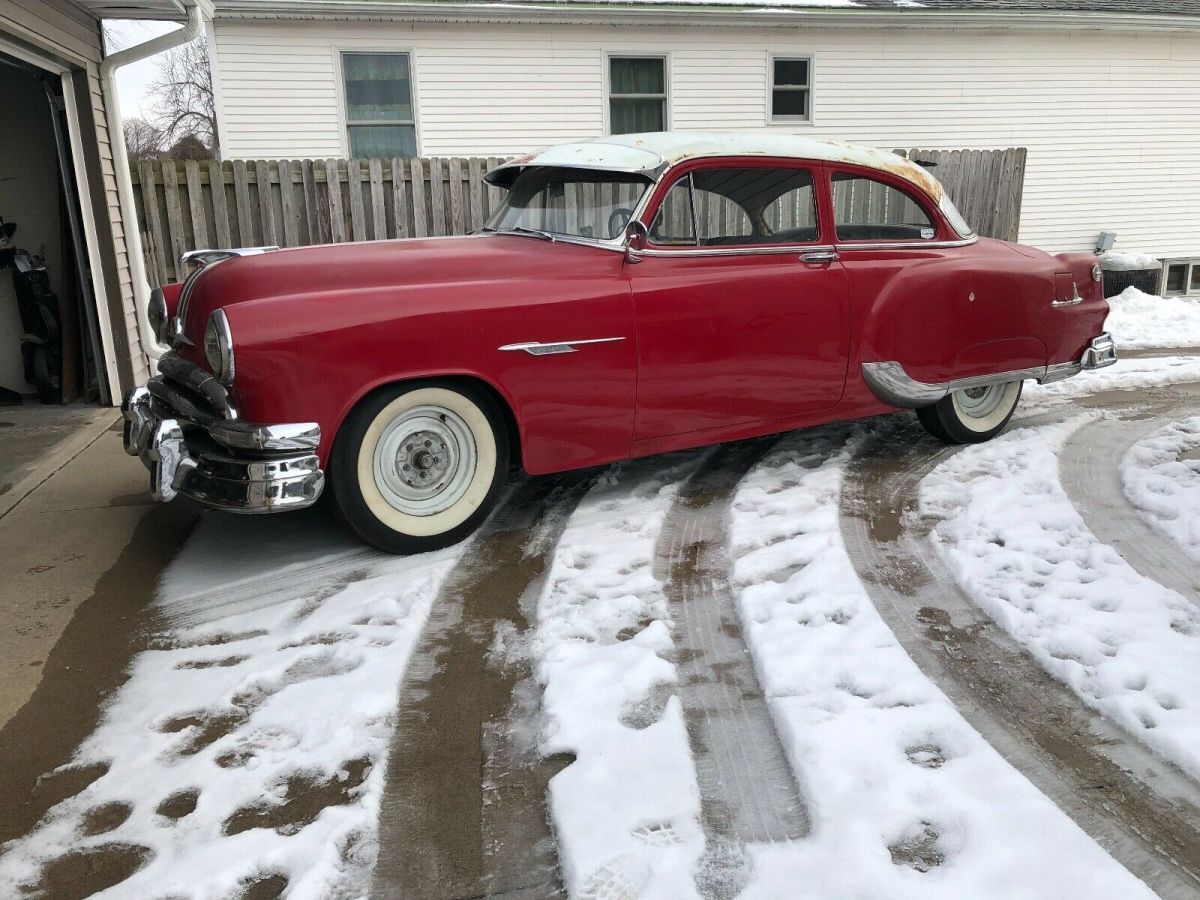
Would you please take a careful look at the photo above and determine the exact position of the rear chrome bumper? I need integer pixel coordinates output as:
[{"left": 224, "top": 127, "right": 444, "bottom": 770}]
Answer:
[
  {"left": 122, "top": 382, "right": 324, "bottom": 514},
  {"left": 862, "top": 331, "right": 1118, "bottom": 409}
]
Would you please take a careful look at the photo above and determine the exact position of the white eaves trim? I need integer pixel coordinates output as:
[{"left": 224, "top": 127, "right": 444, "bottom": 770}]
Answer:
[{"left": 211, "top": 1, "right": 1200, "bottom": 31}]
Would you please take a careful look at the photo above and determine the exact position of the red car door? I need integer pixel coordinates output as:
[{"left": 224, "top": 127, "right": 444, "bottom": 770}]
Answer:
[{"left": 627, "top": 159, "right": 851, "bottom": 445}]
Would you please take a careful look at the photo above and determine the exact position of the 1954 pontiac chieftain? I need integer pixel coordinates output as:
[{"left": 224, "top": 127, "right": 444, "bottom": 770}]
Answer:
[{"left": 123, "top": 132, "right": 1116, "bottom": 553}]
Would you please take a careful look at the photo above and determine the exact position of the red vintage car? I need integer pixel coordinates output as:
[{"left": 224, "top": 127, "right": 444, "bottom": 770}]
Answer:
[{"left": 123, "top": 133, "right": 1115, "bottom": 553}]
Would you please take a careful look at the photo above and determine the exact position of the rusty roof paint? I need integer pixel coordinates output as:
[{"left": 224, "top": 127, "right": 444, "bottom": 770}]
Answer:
[{"left": 487, "top": 132, "right": 944, "bottom": 199}]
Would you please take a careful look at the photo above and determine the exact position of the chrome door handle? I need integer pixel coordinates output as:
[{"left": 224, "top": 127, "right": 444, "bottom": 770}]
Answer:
[{"left": 800, "top": 251, "right": 840, "bottom": 264}]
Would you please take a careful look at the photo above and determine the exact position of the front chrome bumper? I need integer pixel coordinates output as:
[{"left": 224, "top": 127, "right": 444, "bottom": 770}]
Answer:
[
  {"left": 862, "top": 331, "right": 1118, "bottom": 409},
  {"left": 122, "top": 383, "right": 324, "bottom": 513}
]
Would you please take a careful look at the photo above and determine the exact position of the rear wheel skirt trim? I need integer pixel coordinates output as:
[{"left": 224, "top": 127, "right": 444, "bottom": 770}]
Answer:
[{"left": 862, "top": 360, "right": 1065, "bottom": 409}]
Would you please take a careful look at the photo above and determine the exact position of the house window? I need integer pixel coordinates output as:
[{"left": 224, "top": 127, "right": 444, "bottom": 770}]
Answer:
[
  {"left": 609, "top": 56, "right": 667, "bottom": 134},
  {"left": 770, "top": 56, "right": 811, "bottom": 122},
  {"left": 1162, "top": 259, "right": 1200, "bottom": 296},
  {"left": 342, "top": 52, "right": 417, "bottom": 158}
]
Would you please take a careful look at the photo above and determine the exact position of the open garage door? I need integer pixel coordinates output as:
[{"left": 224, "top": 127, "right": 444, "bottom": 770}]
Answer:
[{"left": 0, "top": 49, "right": 109, "bottom": 406}]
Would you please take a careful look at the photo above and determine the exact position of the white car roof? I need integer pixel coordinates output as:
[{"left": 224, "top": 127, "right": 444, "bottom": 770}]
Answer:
[{"left": 487, "top": 131, "right": 943, "bottom": 199}]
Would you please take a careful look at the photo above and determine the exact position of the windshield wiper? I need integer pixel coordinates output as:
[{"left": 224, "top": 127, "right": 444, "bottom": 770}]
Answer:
[{"left": 497, "top": 225, "right": 556, "bottom": 242}]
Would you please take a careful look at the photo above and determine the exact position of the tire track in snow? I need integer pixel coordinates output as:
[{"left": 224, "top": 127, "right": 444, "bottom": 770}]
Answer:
[
  {"left": 1060, "top": 404, "right": 1200, "bottom": 604},
  {"left": 372, "top": 473, "right": 593, "bottom": 900},
  {"left": 654, "top": 438, "right": 810, "bottom": 900},
  {"left": 840, "top": 414, "right": 1200, "bottom": 899}
]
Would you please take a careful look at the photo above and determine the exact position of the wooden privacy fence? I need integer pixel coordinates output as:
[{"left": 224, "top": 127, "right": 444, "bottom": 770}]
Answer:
[
  {"left": 132, "top": 156, "right": 511, "bottom": 285},
  {"left": 898, "top": 147, "right": 1027, "bottom": 244},
  {"left": 131, "top": 147, "right": 1026, "bottom": 284}
]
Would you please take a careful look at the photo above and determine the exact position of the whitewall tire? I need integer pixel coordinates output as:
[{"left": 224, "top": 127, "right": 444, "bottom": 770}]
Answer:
[
  {"left": 331, "top": 381, "right": 509, "bottom": 553},
  {"left": 916, "top": 380, "right": 1022, "bottom": 444}
]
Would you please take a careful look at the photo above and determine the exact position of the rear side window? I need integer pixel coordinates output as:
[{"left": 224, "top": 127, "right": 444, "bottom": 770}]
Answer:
[
  {"left": 648, "top": 167, "right": 819, "bottom": 247},
  {"left": 832, "top": 172, "right": 936, "bottom": 242}
]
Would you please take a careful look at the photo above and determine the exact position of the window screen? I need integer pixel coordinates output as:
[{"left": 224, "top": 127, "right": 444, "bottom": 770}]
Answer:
[
  {"left": 832, "top": 173, "right": 936, "bottom": 242},
  {"left": 610, "top": 57, "right": 667, "bottom": 134},
  {"left": 343, "top": 52, "right": 417, "bottom": 158}
]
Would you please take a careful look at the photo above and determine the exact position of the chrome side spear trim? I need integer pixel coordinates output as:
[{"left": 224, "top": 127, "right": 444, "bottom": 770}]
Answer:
[{"left": 498, "top": 337, "right": 626, "bottom": 356}]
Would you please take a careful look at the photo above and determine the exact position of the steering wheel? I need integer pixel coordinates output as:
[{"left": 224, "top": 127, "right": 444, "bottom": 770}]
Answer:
[{"left": 608, "top": 207, "right": 634, "bottom": 237}]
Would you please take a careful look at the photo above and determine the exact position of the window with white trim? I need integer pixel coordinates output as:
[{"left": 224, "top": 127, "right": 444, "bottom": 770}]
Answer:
[
  {"left": 609, "top": 56, "right": 667, "bottom": 134},
  {"left": 342, "top": 52, "right": 417, "bottom": 158},
  {"left": 769, "top": 56, "right": 812, "bottom": 123},
  {"left": 1162, "top": 259, "right": 1200, "bottom": 296}
]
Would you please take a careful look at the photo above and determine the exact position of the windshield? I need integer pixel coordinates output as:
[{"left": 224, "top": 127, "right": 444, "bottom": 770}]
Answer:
[{"left": 486, "top": 166, "right": 652, "bottom": 241}]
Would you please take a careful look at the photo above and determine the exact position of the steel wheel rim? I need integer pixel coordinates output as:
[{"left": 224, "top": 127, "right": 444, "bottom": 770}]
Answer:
[
  {"left": 953, "top": 383, "right": 1009, "bottom": 420},
  {"left": 373, "top": 404, "right": 478, "bottom": 516}
]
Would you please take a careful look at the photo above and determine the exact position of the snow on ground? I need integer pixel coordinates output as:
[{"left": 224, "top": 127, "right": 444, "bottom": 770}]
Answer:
[
  {"left": 0, "top": 511, "right": 464, "bottom": 900},
  {"left": 725, "top": 427, "right": 1152, "bottom": 898},
  {"left": 921, "top": 417, "right": 1200, "bottom": 782},
  {"left": 533, "top": 426, "right": 1155, "bottom": 899},
  {"left": 1104, "top": 287, "right": 1200, "bottom": 349},
  {"left": 1025, "top": 355, "right": 1200, "bottom": 408},
  {"left": 535, "top": 451, "right": 709, "bottom": 900},
  {"left": 1122, "top": 414, "right": 1200, "bottom": 562}
]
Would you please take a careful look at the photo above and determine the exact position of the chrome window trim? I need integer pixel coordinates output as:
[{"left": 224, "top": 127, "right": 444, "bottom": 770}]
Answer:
[
  {"left": 834, "top": 236, "right": 979, "bottom": 252},
  {"left": 636, "top": 243, "right": 837, "bottom": 259}
]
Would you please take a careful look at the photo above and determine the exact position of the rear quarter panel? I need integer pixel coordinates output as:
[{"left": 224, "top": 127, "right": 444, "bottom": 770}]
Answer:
[{"left": 852, "top": 239, "right": 1051, "bottom": 386}]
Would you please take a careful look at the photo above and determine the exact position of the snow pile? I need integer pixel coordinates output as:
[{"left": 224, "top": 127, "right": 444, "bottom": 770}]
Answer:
[
  {"left": 0, "top": 513, "right": 463, "bottom": 900},
  {"left": 1122, "top": 415, "right": 1200, "bottom": 561},
  {"left": 1100, "top": 251, "right": 1159, "bottom": 272},
  {"left": 724, "top": 426, "right": 1152, "bottom": 898},
  {"left": 1104, "top": 287, "right": 1200, "bottom": 349},
  {"left": 536, "top": 451, "right": 708, "bottom": 899},
  {"left": 922, "top": 418, "right": 1200, "bottom": 780}
]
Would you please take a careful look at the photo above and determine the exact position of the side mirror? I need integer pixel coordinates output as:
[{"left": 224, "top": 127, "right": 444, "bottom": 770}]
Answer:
[{"left": 624, "top": 220, "right": 648, "bottom": 264}]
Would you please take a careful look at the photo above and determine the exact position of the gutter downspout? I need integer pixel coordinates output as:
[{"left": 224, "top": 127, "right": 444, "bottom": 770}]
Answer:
[{"left": 100, "top": 0, "right": 209, "bottom": 371}]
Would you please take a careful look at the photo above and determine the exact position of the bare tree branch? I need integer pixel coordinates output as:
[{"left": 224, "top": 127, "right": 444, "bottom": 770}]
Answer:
[
  {"left": 148, "top": 35, "right": 219, "bottom": 155},
  {"left": 123, "top": 117, "right": 165, "bottom": 161}
]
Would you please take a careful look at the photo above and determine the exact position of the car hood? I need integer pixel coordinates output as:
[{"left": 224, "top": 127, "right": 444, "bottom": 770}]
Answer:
[{"left": 178, "top": 233, "right": 622, "bottom": 345}]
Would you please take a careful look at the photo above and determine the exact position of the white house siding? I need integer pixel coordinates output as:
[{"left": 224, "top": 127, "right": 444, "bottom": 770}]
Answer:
[{"left": 211, "top": 18, "right": 1200, "bottom": 256}]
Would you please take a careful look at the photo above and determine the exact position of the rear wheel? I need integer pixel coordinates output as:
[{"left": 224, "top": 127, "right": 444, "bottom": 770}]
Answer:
[
  {"left": 331, "top": 381, "right": 509, "bottom": 554},
  {"left": 916, "top": 380, "right": 1022, "bottom": 444}
]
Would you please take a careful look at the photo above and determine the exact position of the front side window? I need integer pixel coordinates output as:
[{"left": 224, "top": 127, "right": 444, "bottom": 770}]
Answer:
[
  {"left": 832, "top": 172, "right": 936, "bottom": 242},
  {"left": 609, "top": 56, "right": 667, "bottom": 134},
  {"left": 649, "top": 167, "right": 819, "bottom": 247},
  {"left": 770, "top": 56, "right": 812, "bottom": 122},
  {"left": 487, "top": 166, "right": 650, "bottom": 241},
  {"left": 343, "top": 52, "right": 417, "bottom": 158}
]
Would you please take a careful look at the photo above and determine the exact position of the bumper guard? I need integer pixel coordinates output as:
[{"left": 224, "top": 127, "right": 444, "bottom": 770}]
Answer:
[{"left": 122, "top": 383, "right": 324, "bottom": 513}]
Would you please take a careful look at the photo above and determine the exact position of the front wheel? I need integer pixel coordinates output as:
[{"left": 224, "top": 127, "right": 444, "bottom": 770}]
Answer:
[
  {"left": 916, "top": 380, "right": 1022, "bottom": 444},
  {"left": 330, "top": 381, "right": 509, "bottom": 554}
]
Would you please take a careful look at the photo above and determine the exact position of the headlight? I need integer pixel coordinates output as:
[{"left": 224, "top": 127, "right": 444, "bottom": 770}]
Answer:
[
  {"left": 148, "top": 288, "right": 168, "bottom": 343},
  {"left": 203, "top": 309, "right": 235, "bottom": 385}
]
